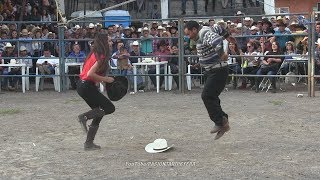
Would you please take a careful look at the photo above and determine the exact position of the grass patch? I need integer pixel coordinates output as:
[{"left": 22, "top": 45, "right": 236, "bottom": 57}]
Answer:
[
  {"left": 65, "top": 98, "right": 82, "bottom": 104},
  {"left": 268, "top": 100, "right": 283, "bottom": 106},
  {"left": 0, "top": 109, "right": 21, "bottom": 115}
]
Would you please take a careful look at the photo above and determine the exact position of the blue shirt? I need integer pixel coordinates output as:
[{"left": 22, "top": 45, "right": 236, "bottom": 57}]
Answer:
[{"left": 67, "top": 51, "right": 86, "bottom": 63}]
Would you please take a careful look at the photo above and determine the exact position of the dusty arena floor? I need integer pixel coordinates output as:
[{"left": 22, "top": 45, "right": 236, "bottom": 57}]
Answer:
[{"left": 0, "top": 87, "right": 320, "bottom": 179}]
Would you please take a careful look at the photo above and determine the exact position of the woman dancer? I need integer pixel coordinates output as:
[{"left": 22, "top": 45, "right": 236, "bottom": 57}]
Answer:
[{"left": 77, "top": 33, "right": 115, "bottom": 150}]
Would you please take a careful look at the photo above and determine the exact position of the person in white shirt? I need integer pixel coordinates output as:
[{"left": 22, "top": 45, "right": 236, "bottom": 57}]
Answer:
[{"left": 36, "top": 48, "right": 59, "bottom": 74}]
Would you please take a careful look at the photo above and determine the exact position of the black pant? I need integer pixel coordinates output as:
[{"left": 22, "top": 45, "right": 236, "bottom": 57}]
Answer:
[
  {"left": 77, "top": 80, "right": 115, "bottom": 126},
  {"left": 69, "top": 66, "right": 80, "bottom": 89},
  {"left": 201, "top": 66, "right": 228, "bottom": 126},
  {"left": 148, "top": 67, "right": 165, "bottom": 88}
]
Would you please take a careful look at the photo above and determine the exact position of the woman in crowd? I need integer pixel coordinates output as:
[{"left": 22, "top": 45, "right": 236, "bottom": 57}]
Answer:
[{"left": 255, "top": 41, "right": 283, "bottom": 93}]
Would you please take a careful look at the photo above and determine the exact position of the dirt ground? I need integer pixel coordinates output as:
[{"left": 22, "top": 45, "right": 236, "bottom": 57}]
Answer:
[{"left": 0, "top": 86, "right": 320, "bottom": 179}]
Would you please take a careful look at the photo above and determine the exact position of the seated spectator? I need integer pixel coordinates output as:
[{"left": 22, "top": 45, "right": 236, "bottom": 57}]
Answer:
[
  {"left": 227, "top": 40, "right": 242, "bottom": 88},
  {"left": 315, "top": 39, "right": 320, "bottom": 77},
  {"left": 19, "top": 29, "right": 32, "bottom": 54},
  {"left": 129, "top": 41, "right": 145, "bottom": 63},
  {"left": 67, "top": 43, "right": 86, "bottom": 89},
  {"left": 281, "top": 41, "right": 296, "bottom": 74},
  {"left": 1, "top": 42, "right": 17, "bottom": 90},
  {"left": 36, "top": 48, "right": 58, "bottom": 75},
  {"left": 117, "top": 46, "right": 131, "bottom": 74},
  {"left": 148, "top": 40, "right": 170, "bottom": 88},
  {"left": 168, "top": 44, "right": 179, "bottom": 88},
  {"left": 255, "top": 41, "right": 283, "bottom": 93},
  {"left": 111, "top": 41, "right": 126, "bottom": 74},
  {"left": 242, "top": 41, "right": 260, "bottom": 89}
]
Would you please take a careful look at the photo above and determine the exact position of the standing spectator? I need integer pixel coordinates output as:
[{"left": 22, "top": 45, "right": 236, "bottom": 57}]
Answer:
[
  {"left": 205, "top": 0, "right": 216, "bottom": 12},
  {"left": 40, "top": 9, "right": 51, "bottom": 22},
  {"left": 140, "top": 27, "right": 153, "bottom": 55},
  {"left": 30, "top": 6, "right": 41, "bottom": 21},
  {"left": 181, "top": 0, "right": 198, "bottom": 15},
  {"left": 274, "top": 21, "right": 292, "bottom": 52}
]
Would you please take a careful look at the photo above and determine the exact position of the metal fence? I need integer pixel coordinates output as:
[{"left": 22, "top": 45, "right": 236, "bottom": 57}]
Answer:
[{"left": 0, "top": 12, "right": 319, "bottom": 96}]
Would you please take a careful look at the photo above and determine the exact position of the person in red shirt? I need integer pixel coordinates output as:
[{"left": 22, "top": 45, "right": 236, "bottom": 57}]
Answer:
[{"left": 77, "top": 33, "right": 115, "bottom": 151}]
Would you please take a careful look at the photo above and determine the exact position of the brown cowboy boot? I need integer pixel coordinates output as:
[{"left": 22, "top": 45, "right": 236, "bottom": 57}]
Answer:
[{"left": 211, "top": 117, "right": 230, "bottom": 140}]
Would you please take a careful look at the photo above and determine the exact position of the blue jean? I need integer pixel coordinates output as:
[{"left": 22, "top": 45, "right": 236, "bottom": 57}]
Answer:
[
  {"left": 201, "top": 66, "right": 229, "bottom": 126},
  {"left": 111, "top": 69, "right": 144, "bottom": 87},
  {"left": 256, "top": 67, "right": 277, "bottom": 89},
  {"left": 181, "top": 0, "right": 198, "bottom": 11}
]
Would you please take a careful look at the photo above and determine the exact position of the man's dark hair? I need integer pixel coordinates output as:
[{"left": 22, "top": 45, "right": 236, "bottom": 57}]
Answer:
[{"left": 184, "top": 21, "right": 200, "bottom": 31}]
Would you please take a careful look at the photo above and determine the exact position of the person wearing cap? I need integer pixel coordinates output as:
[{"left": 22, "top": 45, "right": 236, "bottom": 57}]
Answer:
[
  {"left": 85, "top": 23, "right": 96, "bottom": 39},
  {"left": 184, "top": 20, "right": 233, "bottom": 140},
  {"left": 77, "top": 33, "right": 116, "bottom": 151},
  {"left": 140, "top": 27, "right": 153, "bottom": 54}
]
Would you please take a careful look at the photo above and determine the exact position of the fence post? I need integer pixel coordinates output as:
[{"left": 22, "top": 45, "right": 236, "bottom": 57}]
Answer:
[
  {"left": 58, "top": 25, "right": 66, "bottom": 92},
  {"left": 178, "top": 17, "right": 185, "bottom": 93},
  {"left": 310, "top": 12, "right": 316, "bottom": 97}
]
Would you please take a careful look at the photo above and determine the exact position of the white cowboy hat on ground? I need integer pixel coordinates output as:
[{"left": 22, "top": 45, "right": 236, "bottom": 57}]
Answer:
[{"left": 145, "top": 139, "right": 173, "bottom": 153}]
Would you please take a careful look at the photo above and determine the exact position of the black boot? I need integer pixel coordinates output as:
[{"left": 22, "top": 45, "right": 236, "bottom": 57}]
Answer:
[
  {"left": 255, "top": 77, "right": 259, "bottom": 93},
  {"left": 78, "top": 108, "right": 105, "bottom": 133},
  {"left": 271, "top": 79, "right": 277, "bottom": 93},
  {"left": 84, "top": 125, "right": 101, "bottom": 150}
]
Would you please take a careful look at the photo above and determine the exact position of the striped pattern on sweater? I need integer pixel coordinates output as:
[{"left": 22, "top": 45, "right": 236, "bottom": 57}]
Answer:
[{"left": 196, "top": 26, "right": 225, "bottom": 68}]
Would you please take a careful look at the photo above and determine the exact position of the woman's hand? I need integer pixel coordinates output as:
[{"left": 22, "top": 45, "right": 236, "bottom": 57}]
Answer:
[{"left": 105, "top": 77, "right": 114, "bottom": 83}]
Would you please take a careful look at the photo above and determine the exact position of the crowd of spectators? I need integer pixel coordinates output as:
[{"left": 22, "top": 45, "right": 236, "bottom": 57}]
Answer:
[{"left": 0, "top": 1, "right": 319, "bottom": 92}]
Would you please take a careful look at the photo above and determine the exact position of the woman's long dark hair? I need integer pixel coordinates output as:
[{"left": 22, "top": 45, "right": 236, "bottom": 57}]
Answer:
[{"left": 84, "top": 33, "right": 110, "bottom": 74}]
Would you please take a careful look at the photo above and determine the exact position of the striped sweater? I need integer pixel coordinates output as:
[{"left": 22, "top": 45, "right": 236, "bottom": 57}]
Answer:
[{"left": 196, "top": 26, "right": 227, "bottom": 68}]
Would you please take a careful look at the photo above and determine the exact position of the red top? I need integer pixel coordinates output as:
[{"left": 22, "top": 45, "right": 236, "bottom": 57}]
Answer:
[{"left": 80, "top": 53, "right": 99, "bottom": 83}]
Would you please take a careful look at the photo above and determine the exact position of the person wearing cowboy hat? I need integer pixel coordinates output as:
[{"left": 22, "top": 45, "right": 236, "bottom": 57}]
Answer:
[
  {"left": 274, "top": 21, "right": 293, "bottom": 51},
  {"left": 18, "top": 29, "right": 32, "bottom": 55},
  {"left": 1, "top": 43, "right": 17, "bottom": 91},
  {"left": 184, "top": 20, "right": 232, "bottom": 140}
]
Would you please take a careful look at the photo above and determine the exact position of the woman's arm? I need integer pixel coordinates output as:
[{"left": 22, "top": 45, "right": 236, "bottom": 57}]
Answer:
[{"left": 87, "top": 61, "right": 114, "bottom": 83}]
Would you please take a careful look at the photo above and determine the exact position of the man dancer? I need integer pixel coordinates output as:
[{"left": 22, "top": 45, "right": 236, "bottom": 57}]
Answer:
[{"left": 184, "top": 21, "right": 232, "bottom": 140}]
